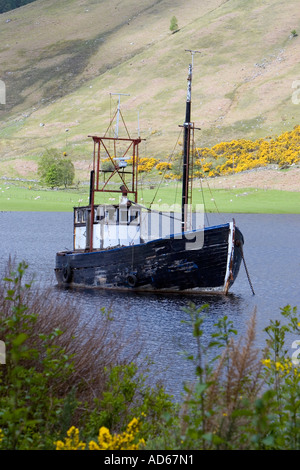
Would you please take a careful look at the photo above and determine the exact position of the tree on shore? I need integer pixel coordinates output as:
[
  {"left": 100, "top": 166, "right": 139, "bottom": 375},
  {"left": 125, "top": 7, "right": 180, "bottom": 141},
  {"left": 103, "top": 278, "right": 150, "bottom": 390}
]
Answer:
[{"left": 38, "top": 149, "right": 75, "bottom": 188}]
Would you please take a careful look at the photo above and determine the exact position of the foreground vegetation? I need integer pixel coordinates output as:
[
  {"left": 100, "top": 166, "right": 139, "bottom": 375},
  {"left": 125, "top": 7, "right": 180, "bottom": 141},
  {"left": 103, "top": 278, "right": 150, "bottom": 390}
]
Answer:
[{"left": 0, "top": 261, "right": 299, "bottom": 450}]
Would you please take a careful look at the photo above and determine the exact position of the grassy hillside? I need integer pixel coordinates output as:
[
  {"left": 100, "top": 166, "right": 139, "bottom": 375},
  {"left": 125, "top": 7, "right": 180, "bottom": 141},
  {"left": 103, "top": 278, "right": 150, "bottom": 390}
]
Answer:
[{"left": 1, "top": 0, "right": 300, "bottom": 182}]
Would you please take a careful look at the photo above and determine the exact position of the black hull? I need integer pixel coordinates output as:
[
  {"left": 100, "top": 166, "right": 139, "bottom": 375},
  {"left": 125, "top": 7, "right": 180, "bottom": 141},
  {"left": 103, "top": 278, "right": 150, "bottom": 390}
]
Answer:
[{"left": 55, "top": 222, "right": 244, "bottom": 295}]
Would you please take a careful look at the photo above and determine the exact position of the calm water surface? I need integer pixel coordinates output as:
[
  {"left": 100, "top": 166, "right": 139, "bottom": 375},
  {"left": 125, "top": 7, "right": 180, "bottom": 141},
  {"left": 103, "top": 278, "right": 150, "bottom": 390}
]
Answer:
[{"left": 1, "top": 211, "right": 299, "bottom": 398}]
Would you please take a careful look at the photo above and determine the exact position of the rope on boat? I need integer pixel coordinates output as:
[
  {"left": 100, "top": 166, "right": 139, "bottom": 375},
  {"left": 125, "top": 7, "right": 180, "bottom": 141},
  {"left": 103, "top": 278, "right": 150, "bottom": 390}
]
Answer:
[
  {"left": 237, "top": 242, "right": 255, "bottom": 295},
  {"left": 150, "top": 129, "right": 183, "bottom": 208},
  {"left": 128, "top": 200, "right": 182, "bottom": 222}
]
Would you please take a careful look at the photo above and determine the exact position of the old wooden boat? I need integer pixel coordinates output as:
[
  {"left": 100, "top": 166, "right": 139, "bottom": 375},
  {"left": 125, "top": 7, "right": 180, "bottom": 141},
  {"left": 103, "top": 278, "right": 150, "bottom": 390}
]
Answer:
[{"left": 55, "top": 64, "right": 244, "bottom": 294}]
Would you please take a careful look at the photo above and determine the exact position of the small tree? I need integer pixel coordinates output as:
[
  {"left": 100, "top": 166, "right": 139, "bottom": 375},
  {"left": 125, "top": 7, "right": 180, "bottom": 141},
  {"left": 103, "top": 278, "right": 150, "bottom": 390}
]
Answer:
[
  {"left": 44, "top": 164, "right": 60, "bottom": 189},
  {"left": 170, "top": 16, "right": 179, "bottom": 32},
  {"left": 58, "top": 159, "right": 75, "bottom": 188},
  {"left": 38, "top": 149, "right": 75, "bottom": 188}
]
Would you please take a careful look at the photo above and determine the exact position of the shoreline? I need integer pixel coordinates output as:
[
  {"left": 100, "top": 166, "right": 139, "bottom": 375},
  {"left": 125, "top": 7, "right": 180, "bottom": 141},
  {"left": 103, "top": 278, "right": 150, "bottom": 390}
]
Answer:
[{"left": 1, "top": 167, "right": 299, "bottom": 214}]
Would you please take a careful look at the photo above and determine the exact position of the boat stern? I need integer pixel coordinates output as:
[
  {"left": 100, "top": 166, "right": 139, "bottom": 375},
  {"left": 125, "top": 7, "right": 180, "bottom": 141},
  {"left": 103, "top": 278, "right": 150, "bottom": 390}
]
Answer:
[{"left": 223, "top": 219, "right": 244, "bottom": 294}]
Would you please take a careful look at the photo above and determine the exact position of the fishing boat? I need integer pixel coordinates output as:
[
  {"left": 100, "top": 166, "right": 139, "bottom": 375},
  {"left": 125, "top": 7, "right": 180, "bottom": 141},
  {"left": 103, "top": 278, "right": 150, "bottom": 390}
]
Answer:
[{"left": 55, "top": 64, "right": 244, "bottom": 294}]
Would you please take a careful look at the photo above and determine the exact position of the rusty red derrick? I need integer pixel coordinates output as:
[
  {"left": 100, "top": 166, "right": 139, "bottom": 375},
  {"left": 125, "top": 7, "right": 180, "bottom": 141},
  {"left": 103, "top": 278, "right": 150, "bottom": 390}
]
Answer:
[
  {"left": 87, "top": 134, "right": 142, "bottom": 252},
  {"left": 88, "top": 135, "right": 141, "bottom": 202}
]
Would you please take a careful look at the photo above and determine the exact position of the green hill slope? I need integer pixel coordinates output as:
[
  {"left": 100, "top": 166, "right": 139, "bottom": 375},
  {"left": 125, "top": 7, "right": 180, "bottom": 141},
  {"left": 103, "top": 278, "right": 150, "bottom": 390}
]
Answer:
[{"left": 1, "top": 0, "right": 300, "bottom": 182}]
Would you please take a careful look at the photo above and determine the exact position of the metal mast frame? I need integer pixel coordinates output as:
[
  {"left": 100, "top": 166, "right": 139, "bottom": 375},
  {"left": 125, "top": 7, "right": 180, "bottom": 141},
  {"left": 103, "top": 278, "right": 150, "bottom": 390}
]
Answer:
[
  {"left": 87, "top": 134, "right": 142, "bottom": 251},
  {"left": 181, "top": 51, "right": 201, "bottom": 232}
]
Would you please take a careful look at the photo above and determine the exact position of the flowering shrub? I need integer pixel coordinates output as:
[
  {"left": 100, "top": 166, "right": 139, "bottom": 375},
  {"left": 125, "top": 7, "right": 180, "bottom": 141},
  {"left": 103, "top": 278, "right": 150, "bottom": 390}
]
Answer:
[
  {"left": 191, "top": 126, "right": 300, "bottom": 177},
  {"left": 55, "top": 418, "right": 145, "bottom": 450},
  {"left": 261, "top": 357, "right": 300, "bottom": 379},
  {"left": 138, "top": 157, "right": 158, "bottom": 172},
  {"left": 55, "top": 427, "right": 86, "bottom": 450},
  {"left": 156, "top": 162, "right": 172, "bottom": 171},
  {"left": 122, "top": 126, "right": 300, "bottom": 180}
]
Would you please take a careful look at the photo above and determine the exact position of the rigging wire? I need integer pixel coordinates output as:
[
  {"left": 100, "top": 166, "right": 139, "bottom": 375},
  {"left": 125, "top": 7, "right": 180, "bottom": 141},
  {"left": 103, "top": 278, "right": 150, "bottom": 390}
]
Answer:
[
  {"left": 195, "top": 148, "right": 227, "bottom": 225},
  {"left": 205, "top": 178, "right": 224, "bottom": 217},
  {"left": 237, "top": 242, "right": 255, "bottom": 295},
  {"left": 137, "top": 139, "right": 149, "bottom": 203},
  {"left": 150, "top": 128, "right": 183, "bottom": 208},
  {"left": 199, "top": 176, "right": 209, "bottom": 226},
  {"left": 173, "top": 151, "right": 183, "bottom": 208}
]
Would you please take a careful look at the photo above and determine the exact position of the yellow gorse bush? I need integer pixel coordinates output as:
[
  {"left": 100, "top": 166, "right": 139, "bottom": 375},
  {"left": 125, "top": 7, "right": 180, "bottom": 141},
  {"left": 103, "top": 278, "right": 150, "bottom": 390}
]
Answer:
[
  {"left": 155, "top": 125, "right": 300, "bottom": 178},
  {"left": 55, "top": 418, "right": 145, "bottom": 451},
  {"left": 138, "top": 157, "right": 159, "bottom": 173},
  {"left": 55, "top": 426, "right": 86, "bottom": 450},
  {"left": 192, "top": 125, "right": 300, "bottom": 177},
  {"left": 156, "top": 162, "right": 172, "bottom": 171},
  {"left": 113, "top": 126, "right": 300, "bottom": 178},
  {"left": 261, "top": 358, "right": 300, "bottom": 379}
]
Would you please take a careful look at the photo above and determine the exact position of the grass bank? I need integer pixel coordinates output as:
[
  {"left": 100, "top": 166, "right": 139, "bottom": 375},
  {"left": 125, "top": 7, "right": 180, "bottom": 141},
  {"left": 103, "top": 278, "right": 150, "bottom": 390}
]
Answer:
[
  {"left": 0, "top": 182, "right": 300, "bottom": 213},
  {"left": 0, "top": 183, "right": 90, "bottom": 212}
]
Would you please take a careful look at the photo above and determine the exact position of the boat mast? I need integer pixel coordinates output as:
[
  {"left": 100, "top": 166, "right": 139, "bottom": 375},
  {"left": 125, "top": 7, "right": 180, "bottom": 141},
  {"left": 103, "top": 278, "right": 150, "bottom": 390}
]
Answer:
[
  {"left": 181, "top": 51, "right": 201, "bottom": 232},
  {"left": 110, "top": 93, "right": 130, "bottom": 138},
  {"left": 181, "top": 64, "right": 192, "bottom": 232}
]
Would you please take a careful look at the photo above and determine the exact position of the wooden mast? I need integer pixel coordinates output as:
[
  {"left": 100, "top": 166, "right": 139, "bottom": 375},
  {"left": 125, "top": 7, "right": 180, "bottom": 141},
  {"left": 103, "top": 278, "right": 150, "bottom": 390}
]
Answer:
[{"left": 181, "top": 64, "right": 192, "bottom": 232}]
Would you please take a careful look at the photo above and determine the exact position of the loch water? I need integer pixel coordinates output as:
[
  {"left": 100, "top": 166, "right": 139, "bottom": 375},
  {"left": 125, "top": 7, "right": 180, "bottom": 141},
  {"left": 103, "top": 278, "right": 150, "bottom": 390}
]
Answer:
[{"left": 1, "top": 211, "right": 299, "bottom": 398}]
